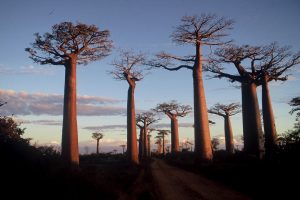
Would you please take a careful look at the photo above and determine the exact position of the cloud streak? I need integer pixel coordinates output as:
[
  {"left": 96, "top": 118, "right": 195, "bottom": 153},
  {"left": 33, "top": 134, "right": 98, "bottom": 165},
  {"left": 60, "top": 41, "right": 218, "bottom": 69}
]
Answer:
[
  {"left": 0, "top": 89, "right": 126, "bottom": 116},
  {"left": 0, "top": 65, "right": 55, "bottom": 75}
]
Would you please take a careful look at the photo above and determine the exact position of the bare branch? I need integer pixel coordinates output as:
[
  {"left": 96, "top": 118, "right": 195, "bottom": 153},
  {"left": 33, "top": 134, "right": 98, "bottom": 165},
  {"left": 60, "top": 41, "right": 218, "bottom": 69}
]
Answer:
[
  {"left": 208, "top": 103, "right": 241, "bottom": 117},
  {"left": 26, "top": 22, "right": 113, "bottom": 66},
  {"left": 109, "top": 50, "right": 149, "bottom": 85},
  {"left": 153, "top": 100, "right": 192, "bottom": 118}
]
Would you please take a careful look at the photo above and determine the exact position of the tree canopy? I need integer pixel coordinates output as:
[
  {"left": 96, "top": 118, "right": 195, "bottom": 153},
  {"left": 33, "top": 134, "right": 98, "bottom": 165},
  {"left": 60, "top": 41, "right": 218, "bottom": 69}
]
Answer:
[{"left": 26, "top": 22, "right": 113, "bottom": 65}]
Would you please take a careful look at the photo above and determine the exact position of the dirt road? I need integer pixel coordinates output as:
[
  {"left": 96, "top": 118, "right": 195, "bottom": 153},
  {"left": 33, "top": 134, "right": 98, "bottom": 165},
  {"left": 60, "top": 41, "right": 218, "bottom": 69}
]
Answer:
[{"left": 151, "top": 159, "right": 251, "bottom": 200}]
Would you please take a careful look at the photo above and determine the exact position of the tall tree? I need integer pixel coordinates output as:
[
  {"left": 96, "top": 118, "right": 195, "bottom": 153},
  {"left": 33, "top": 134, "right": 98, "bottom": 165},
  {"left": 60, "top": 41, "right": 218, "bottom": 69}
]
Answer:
[
  {"left": 136, "top": 112, "right": 158, "bottom": 158},
  {"left": 256, "top": 43, "right": 300, "bottom": 156},
  {"left": 92, "top": 132, "right": 104, "bottom": 154},
  {"left": 156, "top": 129, "right": 170, "bottom": 155},
  {"left": 153, "top": 101, "right": 191, "bottom": 153},
  {"left": 207, "top": 44, "right": 265, "bottom": 157},
  {"left": 26, "top": 22, "right": 112, "bottom": 166},
  {"left": 110, "top": 51, "right": 148, "bottom": 165},
  {"left": 208, "top": 103, "right": 241, "bottom": 154},
  {"left": 149, "top": 14, "right": 233, "bottom": 162}
]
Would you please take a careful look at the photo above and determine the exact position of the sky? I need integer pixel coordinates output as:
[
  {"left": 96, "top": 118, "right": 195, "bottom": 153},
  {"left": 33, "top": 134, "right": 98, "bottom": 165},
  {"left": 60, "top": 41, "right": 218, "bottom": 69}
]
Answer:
[{"left": 0, "top": 0, "right": 299, "bottom": 153}]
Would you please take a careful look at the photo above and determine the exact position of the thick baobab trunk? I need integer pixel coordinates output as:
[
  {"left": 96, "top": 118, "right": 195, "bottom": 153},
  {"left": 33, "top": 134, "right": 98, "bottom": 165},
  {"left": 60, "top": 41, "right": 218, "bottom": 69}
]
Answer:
[
  {"left": 127, "top": 85, "right": 139, "bottom": 165},
  {"left": 262, "top": 75, "right": 277, "bottom": 157},
  {"left": 138, "top": 127, "right": 144, "bottom": 158},
  {"left": 143, "top": 125, "right": 148, "bottom": 157},
  {"left": 170, "top": 117, "right": 179, "bottom": 153},
  {"left": 193, "top": 44, "right": 213, "bottom": 163},
  {"left": 224, "top": 115, "right": 234, "bottom": 154},
  {"left": 61, "top": 55, "right": 79, "bottom": 166},
  {"left": 241, "top": 81, "right": 263, "bottom": 158},
  {"left": 147, "top": 135, "right": 151, "bottom": 156},
  {"left": 162, "top": 136, "right": 165, "bottom": 155}
]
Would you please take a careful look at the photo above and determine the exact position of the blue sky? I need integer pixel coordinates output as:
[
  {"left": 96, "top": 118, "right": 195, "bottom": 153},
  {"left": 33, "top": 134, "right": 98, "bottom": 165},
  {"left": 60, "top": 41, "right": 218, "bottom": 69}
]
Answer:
[{"left": 0, "top": 0, "right": 299, "bottom": 153}]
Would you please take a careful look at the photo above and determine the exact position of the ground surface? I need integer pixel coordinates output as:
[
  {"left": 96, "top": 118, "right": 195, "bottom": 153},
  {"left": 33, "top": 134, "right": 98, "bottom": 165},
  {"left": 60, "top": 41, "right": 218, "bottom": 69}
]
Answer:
[{"left": 150, "top": 159, "right": 251, "bottom": 200}]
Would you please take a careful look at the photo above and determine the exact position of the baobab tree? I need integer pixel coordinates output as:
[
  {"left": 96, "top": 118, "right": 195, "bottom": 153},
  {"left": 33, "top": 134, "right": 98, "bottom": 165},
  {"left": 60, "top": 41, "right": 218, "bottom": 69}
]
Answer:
[
  {"left": 256, "top": 43, "right": 300, "bottom": 156},
  {"left": 149, "top": 14, "right": 233, "bottom": 162},
  {"left": 207, "top": 44, "right": 265, "bottom": 157},
  {"left": 120, "top": 144, "right": 126, "bottom": 154},
  {"left": 155, "top": 138, "right": 162, "bottom": 154},
  {"left": 110, "top": 51, "right": 148, "bottom": 165},
  {"left": 153, "top": 101, "right": 191, "bottom": 153},
  {"left": 136, "top": 112, "right": 158, "bottom": 158},
  {"left": 92, "top": 132, "right": 104, "bottom": 154},
  {"left": 26, "top": 22, "right": 112, "bottom": 166},
  {"left": 155, "top": 129, "right": 170, "bottom": 155},
  {"left": 208, "top": 103, "right": 241, "bottom": 154},
  {"left": 208, "top": 43, "right": 300, "bottom": 157}
]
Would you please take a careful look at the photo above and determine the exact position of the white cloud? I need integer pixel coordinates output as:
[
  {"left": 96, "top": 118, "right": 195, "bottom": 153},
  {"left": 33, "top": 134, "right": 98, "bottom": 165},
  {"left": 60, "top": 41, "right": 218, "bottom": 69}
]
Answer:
[
  {"left": 0, "top": 89, "right": 125, "bottom": 116},
  {"left": 0, "top": 65, "right": 55, "bottom": 75}
]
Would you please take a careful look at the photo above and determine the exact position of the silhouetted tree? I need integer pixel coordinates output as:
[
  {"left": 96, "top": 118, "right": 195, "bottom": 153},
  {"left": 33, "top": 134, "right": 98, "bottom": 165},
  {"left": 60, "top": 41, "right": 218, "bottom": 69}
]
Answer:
[
  {"left": 149, "top": 14, "right": 233, "bottom": 162},
  {"left": 208, "top": 103, "right": 241, "bottom": 154},
  {"left": 153, "top": 101, "right": 191, "bottom": 153},
  {"left": 136, "top": 112, "right": 158, "bottom": 158},
  {"left": 155, "top": 138, "right": 162, "bottom": 154},
  {"left": 26, "top": 22, "right": 112, "bottom": 166},
  {"left": 110, "top": 51, "right": 148, "bottom": 165},
  {"left": 92, "top": 132, "right": 104, "bottom": 154},
  {"left": 289, "top": 97, "right": 300, "bottom": 121},
  {"left": 156, "top": 129, "right": 170, "bottom": 155},
  {"left": 120, "top": 144, "right": 126, "bottom": 154},
  {"left": 207, "top": 44, "right": 265, "bottom": 157}
]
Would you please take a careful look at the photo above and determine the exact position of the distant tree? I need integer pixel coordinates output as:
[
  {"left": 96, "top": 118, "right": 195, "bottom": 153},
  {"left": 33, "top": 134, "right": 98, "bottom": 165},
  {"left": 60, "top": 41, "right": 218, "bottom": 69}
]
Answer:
[
  {"left": 136, "top": 112, "right": 159, "bottom": 158},
  {"left": 26, "top": 22, "right": 112, "bottom": 166},
  {"left": 110, "top": 51, "right": 148, "bottom": 165},
  {"left": 155, "top": 138, "right": 162, "bottom": 154},
  {"left": 155, "top": 129, "right": 170, "bottom": 155},
  {"left": 208, "top": 103, "right": 241, "bottom": 154},
  {"left": 153, "top": 101, "right": 191, "bottom": 153},
  {"left": 120, "top": 144, "right": 126, "bottom": 154},
  {"left": 211, "top": 138, "right": 220, "bottom": 152},
  {"left": 92, "top": 132, "right": 104, "bottom": 154},
  {"left": 149, "top": 14, "right": 233, "bottom": 162}
]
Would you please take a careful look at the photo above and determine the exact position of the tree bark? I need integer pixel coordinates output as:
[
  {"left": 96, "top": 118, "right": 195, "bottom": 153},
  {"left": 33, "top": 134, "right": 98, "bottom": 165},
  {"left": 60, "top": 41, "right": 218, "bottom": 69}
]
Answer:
[
  {"left": 96, "top": 139, "right": 99, "bottom": 154},
  {"left": 147, "top": 135, "right": 151, "bottom": 156},
  {"left": 61, "top": 55, "right": 79, "bottom": 167},
  {"left": 144, "top": 125, "right": 148, "bottom": 157},
  {"left": 127, "top": 85, "right": 139, "bottom": 165},
  {"left": 193, "top": 44, "right": 213, "bottom": 163},
  {"left": 224, "top": 115, "right": 234, "bottom": 154},
  {"left": 262, "top": 75, "right": 277, "bottom": 157},
  {"left": 138, "top": 127, "right": 144, "bottom": 159},
  {"left": 171, "top": 117, "right": 179, "bottom": 153},
  {"left": 241, "top": 81, "right": 263, "bottom": 158}
]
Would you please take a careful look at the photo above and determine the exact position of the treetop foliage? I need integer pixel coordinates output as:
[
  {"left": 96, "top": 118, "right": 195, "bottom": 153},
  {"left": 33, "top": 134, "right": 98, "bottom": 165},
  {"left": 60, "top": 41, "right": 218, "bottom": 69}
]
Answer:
[
  {"left": 153, "top": 100, "right": 192, "bottom": 118},
  {"left": 26, "top": 22, "right": 113, "bottom": 65}
]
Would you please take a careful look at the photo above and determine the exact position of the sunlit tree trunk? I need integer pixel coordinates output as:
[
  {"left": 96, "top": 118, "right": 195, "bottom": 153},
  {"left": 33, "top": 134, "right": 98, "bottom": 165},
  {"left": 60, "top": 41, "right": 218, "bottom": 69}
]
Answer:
[
  {"left": 127, "top": 85, "right": 139, "bottom": 165},
  {"left": 262, "top": 75, "right": 277, "bottom": 157},
  {"left": 61, "top": 55, "right": 79, "bottom": 167},
  {"left": 224, "top": 115, "right": 234, "bottom": 154},
  {"left": 171, "top": 117, "right": 179, "bottom": 153},
  {"left": 193, "top": 44, "right": 212, "bottom": 163},
  {"left": 241, "top": 81, "right": 263, "bottom": 158}
]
